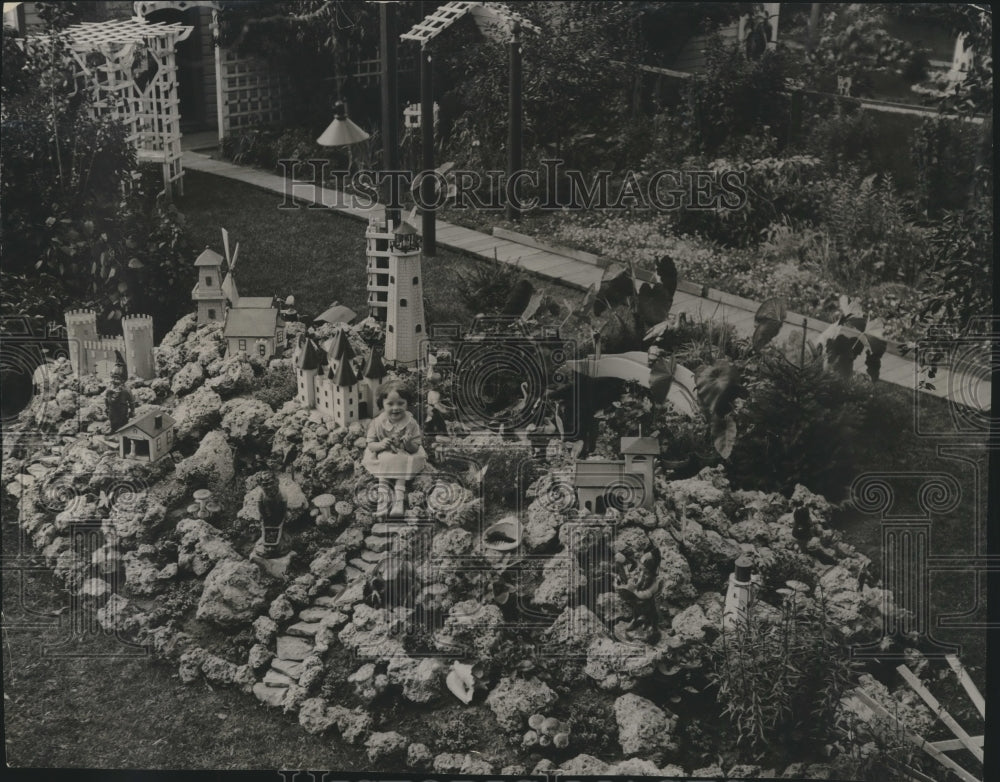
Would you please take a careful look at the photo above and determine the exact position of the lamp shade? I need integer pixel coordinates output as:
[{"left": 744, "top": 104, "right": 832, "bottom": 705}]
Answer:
[{"left": 317, "top": 102, "right": 371, "bottom": 147}]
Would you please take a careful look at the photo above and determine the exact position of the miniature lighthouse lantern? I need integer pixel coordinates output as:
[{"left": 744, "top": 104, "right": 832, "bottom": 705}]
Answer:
[{"left": 391, "top": 219, "right": 420, "bottom": 253}]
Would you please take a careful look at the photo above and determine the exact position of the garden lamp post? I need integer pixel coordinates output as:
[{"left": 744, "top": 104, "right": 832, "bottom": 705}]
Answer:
[{"left": 317, "top": 100, "right": 371, "bottom": 175}]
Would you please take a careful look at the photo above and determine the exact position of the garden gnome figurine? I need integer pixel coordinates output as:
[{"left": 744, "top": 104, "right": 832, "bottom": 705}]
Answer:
[{"left": 105, "top": 351, "right": 135, "bottom": 433}]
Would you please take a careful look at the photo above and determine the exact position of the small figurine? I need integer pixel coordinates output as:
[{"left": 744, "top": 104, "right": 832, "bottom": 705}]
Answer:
[
  {"left": 253, "top": 472, "right": 289, "bottom": 558},
  {"left": 362, "top": 380, "right": 427, "bottom": 518},
  {"left": 615, "top": 544, "right": 662, "bottom": 643},
  {"left": 104, "top": 352, "right": 135, "bottom": 433}
]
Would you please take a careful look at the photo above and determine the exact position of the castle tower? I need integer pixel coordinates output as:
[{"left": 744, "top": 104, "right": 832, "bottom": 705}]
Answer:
[
  {"left": 65, "top": 309, "right": 98, "bottom": 375},
  {"left": 296, "top": 336, "right": 323, "bottom": 409},
  {"left": 192, "top": 248, "right": 226, "bottom": 325},
  {"left": 122, "top": 314, "right": 155, "bottom": 379},
  {"left": 330, "top": 355, "right": 360, "bottom": 428},
  {"left": 360, "top": 349, "right": 387, "bottom": 419},
  {"left": 325, "top": 329, "right": 355, "bottom": 379},
  {"left": 621, "top": 435, "right": 659, "bottom": 509},
  {"left": 384, "top": 221, "right": 426, "bottom": 367}
]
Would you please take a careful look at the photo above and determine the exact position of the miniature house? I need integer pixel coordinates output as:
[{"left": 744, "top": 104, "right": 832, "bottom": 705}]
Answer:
[
  {"left": 65, "top": 310, "right": 155, "bottom": 380},
  {"left": 384, "top": 220, "right": 426, "bottom": 368},
  {"left": 114, "top": 409, "right": 176, "bottom": 462},
  {"left": 224, "top": 307, "right": 285, "bottom": 360},
  {"left": 574, "top": 436, "right": 658, "bottom": 512},
  {"left": 294, "top": 332, "right": 385, "bottom": 426},
  {"left": 192, "top": 248, "right": 227, "bottom": 325}
]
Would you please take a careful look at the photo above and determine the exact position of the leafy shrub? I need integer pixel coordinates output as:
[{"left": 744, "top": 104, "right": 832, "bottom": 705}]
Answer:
[
  {"left": 910, "top": 117, "right": 980, "bottom": 217},
  {"left": 454, "top": 257, "right": 522, "bottom": 316},
  {"left": 711, "top": 588, "right": 859, "bottom": 756},
  {"left": 672, "top": 155, "right": 827, "bottom": 248},
  {"left": 818, "top": 170, "right": 929, "bottom": 289},
  {"left": 728, "top": 352, "right": 872, "bottom": 500},
  {"left": 252, "top": 362, "right": 296, "bottom": 410}
]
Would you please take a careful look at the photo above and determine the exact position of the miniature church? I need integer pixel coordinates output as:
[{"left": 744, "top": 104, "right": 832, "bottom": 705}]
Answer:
[
  {"left": 294, "top": 330, "right": 387, "bottom": 427},
  {"left": 574, "top": 435, "right": 659, "bottom": 513}
]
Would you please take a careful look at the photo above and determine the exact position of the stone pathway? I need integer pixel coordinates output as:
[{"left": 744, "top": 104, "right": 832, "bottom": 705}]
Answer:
[{"left": 182, "top": 150, "right": 991, "bottom": 414}]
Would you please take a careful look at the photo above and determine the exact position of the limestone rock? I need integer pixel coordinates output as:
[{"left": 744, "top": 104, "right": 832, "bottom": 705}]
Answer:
[
  {"left": 485, "top": 676, "right": 557, "bottom": 731},
  {"left": 406, "top": 743, "right": 432, "bottom": 770},
  {"left": 206, "top": 354, "right": 255, "bottom": 398},
  {"left": 196, "top": 559, "right": 269, "bottom": 627},
  {"left": 172, "top": 386, "right": 222, "bottom": 442},
  {"left": 584, "top": 636, "right": 664, "bottom": 691},
  {"left": 253, "top": 615, "right": 278, "bottom": 645},
  {"left": 171, "top": 361, "right": 205, "bottom": 396},
  {"left": 220, "top": 397, "right": 274, "bottom": 444},
  {"left": 386, "top": 655, "right": 444, "bottom": 703},
  {"left": 671, "top": 604, "right": 711, "bottom": 644},
  {"left": 174, "top": 430, "right": 235, "bottom": 491},
  {"left": 522, "top": 502, "right": 560, "bottom": 550},
  {"left": 434, "top": 600, "right": 504, "bottom": 660},
  {"left": 613, "top": 693, "right": 678, "bottom": 755},
  {"left": 177, "top": 517, "right": 240, "bottom": 577},
  {"left": 365, "top": 731, "right": 408, "bottom": 763}
]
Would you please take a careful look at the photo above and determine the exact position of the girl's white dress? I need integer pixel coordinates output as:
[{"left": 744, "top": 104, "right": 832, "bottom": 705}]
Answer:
[{"left": 361, "top": 410, "right": 427, "bottom": 478}]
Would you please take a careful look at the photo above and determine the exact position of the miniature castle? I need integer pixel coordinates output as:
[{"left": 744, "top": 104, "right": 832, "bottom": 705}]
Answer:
[
  {"left": 366, "top": 217, "right": 426, "bottom": 367},
  {"left": 294, "top": 330, "right": 387, "bottom": 427},
  {"left": 574, "top": 435, "right": 658, "bottom": 512},
  {"left": 65, "top": 310, "right": 155, "bottom": 380}
]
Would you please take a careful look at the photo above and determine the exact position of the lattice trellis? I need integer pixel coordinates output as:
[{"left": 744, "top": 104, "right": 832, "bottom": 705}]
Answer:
[
  {"left": 401, "top": 1, "right": 541, "bottom": 45},
  {"left": 54, "top": 17, "right": 193, "bottom": 197},
  {"left": 218, "top": 48, "right": 291, "bottom": 135}
]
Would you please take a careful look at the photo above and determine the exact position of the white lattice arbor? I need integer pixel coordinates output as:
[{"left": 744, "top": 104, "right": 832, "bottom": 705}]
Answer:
[{"left": 58, "top": 17, "right": 193, "bottom": 198}]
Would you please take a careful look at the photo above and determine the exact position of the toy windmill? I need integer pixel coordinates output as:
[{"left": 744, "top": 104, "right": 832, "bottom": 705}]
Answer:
[{"left": 219, "top": 227, "right": 241, "bottom": 308}]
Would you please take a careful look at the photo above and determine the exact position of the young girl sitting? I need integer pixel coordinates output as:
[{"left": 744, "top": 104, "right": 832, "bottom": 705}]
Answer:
[{"left": 362, "top": 380, "right": 427, "bottom": 518}]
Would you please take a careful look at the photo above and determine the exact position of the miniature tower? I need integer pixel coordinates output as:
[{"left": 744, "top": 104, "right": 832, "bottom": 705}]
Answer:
[
  {"left": 192, "top": 248, "right": 226, "bottom": 325},
  {"left": 122, "top": 314, "right": 155, "bottom": 379},
  {"left": 296, "top": 336, "right": 323, "bottom": 408},
  {"left": 326, "top": 329, "right": 355, "bottom": 379},
  {"left": 65, "top": 309, "right": 99, "bottom": 375},
  {"left": 360, "top": 348, "right": 387, "bottom": 418},
  {"left": 384, "top": 220, "right": 426, "bottom": 367},
  {"left": 723, "top": 555, "right": 757, "bottom": 633},
  {"left": 621, "top": 435, "right": 659, "bottom": 509},
  {"left": 365, "top": 215, "right": 393, "bottom": 321},
  {"left": 330, "top": 355, "right": 360, "bottom": 428}
]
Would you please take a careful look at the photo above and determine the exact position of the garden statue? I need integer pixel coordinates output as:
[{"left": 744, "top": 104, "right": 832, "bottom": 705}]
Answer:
[
  {"left": 615, "top": 543, "right": 662, "bottom": 643},
  {"left": 253, "top": 472, "right": 289, "bottom": 558},
  {"left": 362, "top": 380, "right": 427, "bottom": 518},
  {"left": 104, "top": 352, "right": 135, "bottom": 433}
]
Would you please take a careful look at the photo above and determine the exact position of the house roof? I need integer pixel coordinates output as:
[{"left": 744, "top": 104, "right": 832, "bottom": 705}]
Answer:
[
  {"left": 620, "top": 436, "right": 659, "bottom": 455},
  {"left": 362, "top": 349, "right": 386, "bottom": 380},
  {"left": 332, "top": 357, "right": 358, "bottom": 387},
  {"left": 224, "top": 307, "right": 279, "bottom": 338},
  {"left": 316, "top": 303, "right": 358, "bottom": 324},
  {"left": 297, "top": 338, "right": 324, "bottom": 371},
  {"left": 574, "top": 459, "right": 626, "bottom": 487},
  {"left": 114, "top": 409, "right": 175, "bottom": 438},
  {"left": 325, "top": 329, "right": 355, "bottom": 362},
  {"left": 195, "top": 248, "right": 223, "bottom": 267},
  {"left": 238, "top": 296, "right": 276, "bottom": 309}
]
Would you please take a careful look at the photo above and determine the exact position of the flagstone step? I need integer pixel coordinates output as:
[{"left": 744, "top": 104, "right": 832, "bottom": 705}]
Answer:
[
  {"left": 276, "top": 635, "right": 313, "bottom": 661},
  {"left": 298, "top": 606, "right": 344, "bottom": 623},
  {"left": 270, "top": 658, "right": 304, "bottom": 680},
  {"left": 263, "top": 669, "right": 297, "bottom": 688},
  {"left": 360, "top": 549, "right": 387, "bottom": 563},
  {"left": 350, "top": 557, "right": 376, "bottom": 573},
  {"left": 253, "top": 682, "right": 287, "bottom": 707},
  {"left": 286, "top": 621, "right": 322, "bottom": 638}
]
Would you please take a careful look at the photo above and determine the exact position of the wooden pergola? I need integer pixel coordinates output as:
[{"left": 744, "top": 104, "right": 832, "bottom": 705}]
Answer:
[
  {"left": 400, "top": 2, "right": 541, "bottom": 248},
  {"left": 55, "top": 17, "right": 193, "bottom": 197}
]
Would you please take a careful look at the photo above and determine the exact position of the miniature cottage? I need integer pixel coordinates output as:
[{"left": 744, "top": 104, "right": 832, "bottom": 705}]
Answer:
[
  {"left": 224, "top": 307, "right": 285, "bottom": 360},
  {"left": 114, "top": 409, "right": 176, "bottom": 462},
  {"left": 574, "top": 436, "right": 658, "bottom": 512}
]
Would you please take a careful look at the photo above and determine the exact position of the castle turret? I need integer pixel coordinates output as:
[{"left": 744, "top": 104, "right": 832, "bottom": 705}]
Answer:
[
  {"left": 122, "top": 314, "right": 155, "bottom": 379},
  {"left": 65, "top": 309, "right": 99, "bottom": 375},
  {"left": 384, "top": 220, "right": 426, "bottom": 367},
  {"left": 360, "top": 349, "right": 387, "bottom": 418},
  {"left": 296, "top": 336, "right": 323, "bottom": 408},
  {"left": 329, "top": 355, "right": 360, "bottom": 428},
  {"left": 193, "top": 248, "right": 226, "bottom": 325},
  {"left": 325, "top": 328, "right": 355, "bottom": 378}
]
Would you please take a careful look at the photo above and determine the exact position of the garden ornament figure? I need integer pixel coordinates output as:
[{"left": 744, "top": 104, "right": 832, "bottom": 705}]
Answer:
[
  {"left": 104, "top": 351, "right": 135, "bottom": 433},
  {"left": 254, "top": 473, "right": 289, "bottom": 558},
  {"left": 615, "top": 544, "right": 662, "bottom": 643}
]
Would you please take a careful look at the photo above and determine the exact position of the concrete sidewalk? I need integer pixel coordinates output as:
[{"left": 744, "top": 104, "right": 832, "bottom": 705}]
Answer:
[{"left": 182, "top": 150, "right": 991, "bottom": 414}]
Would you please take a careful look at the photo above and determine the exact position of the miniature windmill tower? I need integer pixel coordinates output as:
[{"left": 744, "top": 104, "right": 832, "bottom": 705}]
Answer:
[
  {"left": 384, "top": 219, "right": 426, "bottom": 367},
  {"left": 192, "top": 248, "right": 226, "bottom": 325},
  {"left": 360, "top": 348, "right": 387, "bottom": 419}
]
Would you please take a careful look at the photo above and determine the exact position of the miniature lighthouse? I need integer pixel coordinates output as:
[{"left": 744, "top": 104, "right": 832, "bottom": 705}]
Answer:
[
  {"left": 384, "top": 220, "right": 426, "bottom": 367},
  {"left": 723, "top": 555, "right": 757, "bottom": 633}
]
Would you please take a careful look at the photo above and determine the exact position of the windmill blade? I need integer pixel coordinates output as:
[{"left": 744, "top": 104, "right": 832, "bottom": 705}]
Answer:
[
  {"left": 230, "top": 242, "right": 239, "bottom": 273},
  {"left": 221, "top": 227, "right": 231, "bottom": 264}
]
